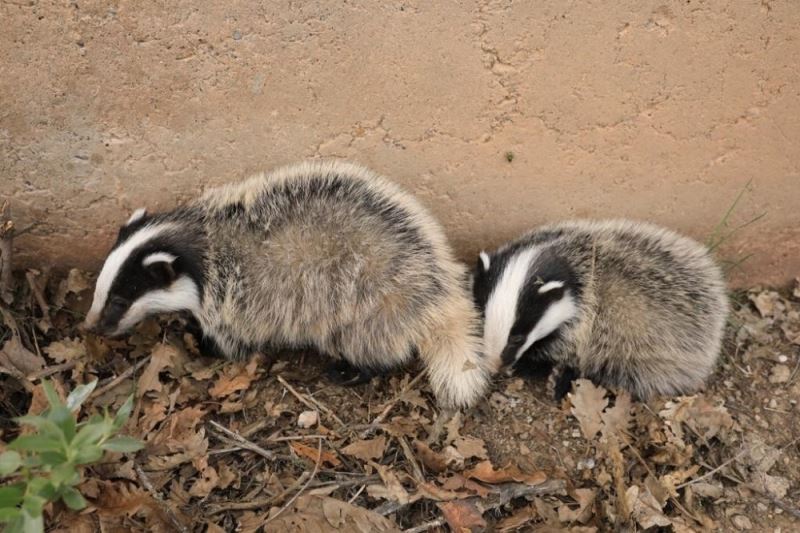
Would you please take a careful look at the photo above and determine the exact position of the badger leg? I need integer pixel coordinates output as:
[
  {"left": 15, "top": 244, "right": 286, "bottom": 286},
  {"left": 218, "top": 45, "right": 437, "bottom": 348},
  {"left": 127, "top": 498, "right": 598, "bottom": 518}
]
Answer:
[{"left": 547, "top": 364, "right": 580, "bottom": 401}]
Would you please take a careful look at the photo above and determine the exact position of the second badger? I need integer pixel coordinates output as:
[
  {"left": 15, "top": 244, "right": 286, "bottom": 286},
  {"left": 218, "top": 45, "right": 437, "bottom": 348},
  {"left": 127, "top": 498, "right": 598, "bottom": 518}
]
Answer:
[
  {"left": 83, "top": 160, "right": 492, "bottom": 408},
  {"left": 473, "top": 219, "right": 728, "bottom": 400}
]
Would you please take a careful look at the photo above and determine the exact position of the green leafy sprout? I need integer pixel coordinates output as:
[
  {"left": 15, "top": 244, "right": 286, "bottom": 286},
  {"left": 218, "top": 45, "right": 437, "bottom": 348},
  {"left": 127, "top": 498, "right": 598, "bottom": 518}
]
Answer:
[{"left": 0, "top": 379, "right": 144, "bottom": 532}]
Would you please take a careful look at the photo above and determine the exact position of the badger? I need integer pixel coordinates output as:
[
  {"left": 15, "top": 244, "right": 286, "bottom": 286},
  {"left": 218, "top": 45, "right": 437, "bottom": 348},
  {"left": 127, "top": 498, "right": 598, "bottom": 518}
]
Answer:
[
  {"left": 472, "top": 219, "right": 728, "bottom": 400},
  {"left": 83, "top": 160, "right": 493, "bottom": 408}
]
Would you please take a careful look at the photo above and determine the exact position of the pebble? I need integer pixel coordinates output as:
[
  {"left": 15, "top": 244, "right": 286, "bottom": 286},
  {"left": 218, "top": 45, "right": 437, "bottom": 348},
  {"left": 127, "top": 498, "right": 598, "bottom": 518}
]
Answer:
[
  {"left": 768, "top": 399, "right": 778, "bottom": 409},
  {"left": 233, "top": 30, "right": 243, "bottom": 40},
  {"left": 777, "top": 354, "right": 788, "bottom": 363},
  {"left": 732, "top": 515, "right": 753, "bottom": 530},
  {"left": 769, "top": 364, "right": 791, "bottom": 384},
  {"left": 297, "top": 410, "right": 318, "bottom": 428},
  {"left": 577, "top": 457, "right": 596, "bottom": 470},
  {"left": 571, "top": 429, "right": 581, "bottom": 438}
]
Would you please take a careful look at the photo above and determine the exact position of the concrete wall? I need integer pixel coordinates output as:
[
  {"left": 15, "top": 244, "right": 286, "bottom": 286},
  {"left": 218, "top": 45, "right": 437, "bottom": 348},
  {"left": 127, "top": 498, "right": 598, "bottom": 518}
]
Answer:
[{"left": 2, "top": 0, "right": 798, "bottom": 286}]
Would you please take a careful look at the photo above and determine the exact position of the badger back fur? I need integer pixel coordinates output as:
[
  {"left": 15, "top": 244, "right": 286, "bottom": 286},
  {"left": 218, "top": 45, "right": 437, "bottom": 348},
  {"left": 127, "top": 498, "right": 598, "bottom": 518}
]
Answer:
[
  {"left": 473, "top": 219, "right": 729, "bottom": 400},
  {"left": 85, "top": 160, "right": 492, "bottom": 408}
]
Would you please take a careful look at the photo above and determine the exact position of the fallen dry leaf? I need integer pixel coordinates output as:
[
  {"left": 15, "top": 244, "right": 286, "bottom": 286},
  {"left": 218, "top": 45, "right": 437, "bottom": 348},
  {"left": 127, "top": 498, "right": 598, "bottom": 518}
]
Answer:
[
  {"left": 438, "top": 500, "right": 487, "bottom": 532},
  {"left": 558, "top": 488, "right": 596, "bottom": 524},
  {"left": 626, "top": 485, "right": 671, "bottom": 529},
  {"left": 341, "top": 436, "right": 386, "bottom": 462},
  {"left": 440, "top": 474, "right": 493, "bottom": 498},
  {"left": 367, "top": 463, "right": 410, "bottom": 504},
  {"left": 453, "top": 435, "right": 488, "bottom": 460},
  {"left": 496, "top": 503, "right": 537, "bottom": 532},
  {"left": 44, "top": 337, "right": 86, "bottom": 363},
  {"left": 139, "top": 343, "right": 183, "bottom": 396},
  {"left": 209, "top": 356, "right": 260, "bottom": 398},
  {"left": 264, "top": 495, "right": 401, "bottom": 532},
  {"left": 600, "top": 391, "right": 631, "bottom": 438},
  {"left": 290, "top": 441, "right": 341, "bottom": 467},
  {"left": 463, "top": 460, "right": 546, "bottom": 485},
  {"left": 0, "top": 335, "right": 45, "bottom": 376},
  {"left": 569, "top": 379, "right": 608, "bottom": 440},
  {"left": 413, "top": 439, "right": 449, "bottom": 473}
]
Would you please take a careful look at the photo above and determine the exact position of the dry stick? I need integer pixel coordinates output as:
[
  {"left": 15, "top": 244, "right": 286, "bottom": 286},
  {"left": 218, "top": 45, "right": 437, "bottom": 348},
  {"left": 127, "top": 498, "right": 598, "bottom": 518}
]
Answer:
[
  {"left": 361, "top": 372, "right": 425, "bottom": 438},
  {"left": 0, "top": 365, "right": 35, "bottom": 392},
  {"left": 276, "top": 375, "right": 347, "bottom": 429},
  {"left": 206, "top": 472, "right": 308, "bottom": 515},
  {"left": 90, "top": 356, "right": 151, "bottom": 400},
  {"left": 397, "top": 436, "right": 424, "bottom": 482},
  {"left": 208, "top": 419, "right": 276, "bottom": 461},
  {"left": 263, "top": 437, "right": 324, "bottom": 525},
  {"left": 375, "top": 479, "right": 566, "bottom": 517},
  {"left": 135, "top": 464, "right": 189, "bottom": 533},
  {"left": 747, "top": 483, "right": 800, "bottom": 519},
  {"left": 25, "top": 270, "right": 52, "bottom": 331},
  {"left": 676, "top": 448, "right": 749, "bottom": 490},
  {"left": 0, "top": 201, "right": 14, "bottom": 305},
  {"left": 28, "top": 361, "right": 78, "bottom": 381},
  {"left": 403, "top": 518, "right": 446, "bottom": 533}
]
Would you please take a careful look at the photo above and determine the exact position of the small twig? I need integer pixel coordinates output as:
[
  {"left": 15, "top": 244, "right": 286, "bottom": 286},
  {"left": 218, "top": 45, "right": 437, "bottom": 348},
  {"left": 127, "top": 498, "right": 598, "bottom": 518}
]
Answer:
[
  {"left": 404, "top": 518, "right": 446, "bottom": 533},
  {"left": 263, "top": 437, "right": 323, "bottom": 525},
  {"left": 28, "top": 361, "right": 78, "bottom": 381},
  {"left": 747, "top": 482, "right": 800, "bottom": 519},
  {"left": 397, "top": 436, "right": 424, "bottom": 481},
  {"left": 676, "top": 448, "right": 749, "bottom": 490},
  {"left": 375, "top": 479, "right": 566, "bottom": 517},
  {"left": 308, "top": 474, "right": 380, "bottom": 490},
  {"left": 0, "top": 364, "right": 35, "bottom": 392},
  {"left": 135, "top": 464, "right": 189, "bottom": 533},
  {"left": 270, "top": 434, "right": 329, "bottom": 442},
  {"left": 25, "top": 270, "right": 52, "bottom": 331},
  {"left": 347, "top": 484, "right": 367, "bottom": 504},
  {"left": 0, "top": 201, "right": 13, "bottom": 305},
  {"left": 208, "top": 419, "right": 276, "bottom": 460},
  {"left": 206, "top": 476, "right": 302, "bottom": 515},
  {"left": 277, "top": 375, "right": 347, "bottom": 429},
  {"left": 90, "top": 356, "right": 150, "bottom": 400},
  {"left": 362, "top": 372, "right": 425, "bottom": 438}
]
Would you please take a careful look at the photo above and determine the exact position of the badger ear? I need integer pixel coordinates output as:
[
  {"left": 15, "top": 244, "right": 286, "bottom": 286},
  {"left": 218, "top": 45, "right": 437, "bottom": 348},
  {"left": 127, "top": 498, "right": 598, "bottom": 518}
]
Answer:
[
  {"left": 126, "top": 208, "right": 147, "bottom": 225},
  {"left": 142, "top": 252, "right": 177, "bottom": 285},
  {"left": 478, "top": 251, "right": 491, "bottom": 273}
]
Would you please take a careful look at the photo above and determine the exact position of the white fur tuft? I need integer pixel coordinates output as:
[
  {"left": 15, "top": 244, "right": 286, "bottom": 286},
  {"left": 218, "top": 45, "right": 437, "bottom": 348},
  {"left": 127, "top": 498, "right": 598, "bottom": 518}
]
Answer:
[
  {"left": 538, "top": 280, "right": 565, "bottom": 293},
  {"left": 85, "top": 223, "right": 174, "bottom": 327},
  {"left": 114, "top": 276, "right": 201, "bottom": 334},
  {"left": 479, "top": 251, "right": 490, "bottom": 271},
  {"left": 483, "top": 246, "right": 539, "bottom": 365},
  {"left": 142, "top": 252, "right": 177, "bottom": 267},
  {"left": 514, "top": 292, "right": 577, "bottom": 362},
  {"left": 126, "top": 208, "right": 147, "bottom": 225}
]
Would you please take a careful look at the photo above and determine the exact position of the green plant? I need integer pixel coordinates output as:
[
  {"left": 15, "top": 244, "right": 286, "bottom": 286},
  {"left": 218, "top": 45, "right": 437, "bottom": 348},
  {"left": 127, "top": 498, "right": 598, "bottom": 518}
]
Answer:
[{"left": 0, "top": 379, "right": 143, "bottom": 532}]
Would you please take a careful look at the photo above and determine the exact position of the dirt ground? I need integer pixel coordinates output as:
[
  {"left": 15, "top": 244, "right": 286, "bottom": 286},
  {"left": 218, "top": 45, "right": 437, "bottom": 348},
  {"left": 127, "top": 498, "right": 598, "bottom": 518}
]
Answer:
[{"left": 0, "top": 267, "right": 798, "bottom": 532}]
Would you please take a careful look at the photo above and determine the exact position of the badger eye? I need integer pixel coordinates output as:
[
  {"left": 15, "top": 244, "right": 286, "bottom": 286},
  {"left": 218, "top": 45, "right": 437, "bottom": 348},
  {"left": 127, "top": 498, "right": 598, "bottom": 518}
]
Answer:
[{"left": 108, "top": 296, "right": 128, "bottom": 311}]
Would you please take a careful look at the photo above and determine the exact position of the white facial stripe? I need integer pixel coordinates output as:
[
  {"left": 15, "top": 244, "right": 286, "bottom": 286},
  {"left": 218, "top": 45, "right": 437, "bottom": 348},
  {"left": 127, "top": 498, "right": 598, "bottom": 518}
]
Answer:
[
  {"left": 142, "top": 252, "right": 177, "bottom": 267},
  {"left": 479, "top": 251, "right": 490, "bottom": 271},
  {"left": 114, "top": 276, "right": 201, "bottom": 334},
  {"left": 85, "top": 223, "right": 174, "bottom": 327},
  {"left": 538, "top": 280, "right": 565, "bottom": 293},
  {"left": 514, "top": 292, "right": 577, "bottom": 362},
  {"left": 483, "top": 246, "right": 539, "bottom": 363},
  {"left": 127, "top": 208, "right": 147, "bottom": 225}
]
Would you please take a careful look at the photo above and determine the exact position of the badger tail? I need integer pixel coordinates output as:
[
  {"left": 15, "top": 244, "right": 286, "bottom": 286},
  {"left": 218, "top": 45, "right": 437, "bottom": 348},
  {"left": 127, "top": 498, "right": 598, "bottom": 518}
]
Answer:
[{"left": 417, "top": 290, "right": 496, "bottom": 409}]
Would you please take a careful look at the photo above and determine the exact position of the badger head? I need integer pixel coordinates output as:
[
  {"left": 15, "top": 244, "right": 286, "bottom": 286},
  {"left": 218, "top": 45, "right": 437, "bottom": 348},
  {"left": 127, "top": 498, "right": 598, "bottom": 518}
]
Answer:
[
  {"left": 83, "top": 208, "right": 203, "bottom": 336},
  {"left": 473, "top": 246, "right": 578, "bottom": 372}
]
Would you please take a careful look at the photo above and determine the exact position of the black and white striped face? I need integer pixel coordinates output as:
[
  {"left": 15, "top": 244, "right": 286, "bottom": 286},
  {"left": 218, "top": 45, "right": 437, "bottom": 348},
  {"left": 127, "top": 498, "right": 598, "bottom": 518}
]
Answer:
[
  {"left": 83, "top": 209, "right": 202, "bottom": 337},
  {"left": 473, "top": 246, "right": 578, "bottom": 371}
]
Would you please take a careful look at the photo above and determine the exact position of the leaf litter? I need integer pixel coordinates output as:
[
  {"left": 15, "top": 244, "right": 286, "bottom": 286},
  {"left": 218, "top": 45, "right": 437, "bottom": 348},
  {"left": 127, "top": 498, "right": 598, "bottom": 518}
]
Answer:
[{"left": 0, "top": 269, "right": 798, "bottom": 531}]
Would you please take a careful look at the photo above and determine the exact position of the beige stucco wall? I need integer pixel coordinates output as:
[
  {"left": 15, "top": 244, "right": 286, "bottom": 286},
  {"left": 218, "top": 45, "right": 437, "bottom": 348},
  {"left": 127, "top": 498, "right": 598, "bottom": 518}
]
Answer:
[{"left": 1, "top": 0, "right": 798, "bottom": 286}]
